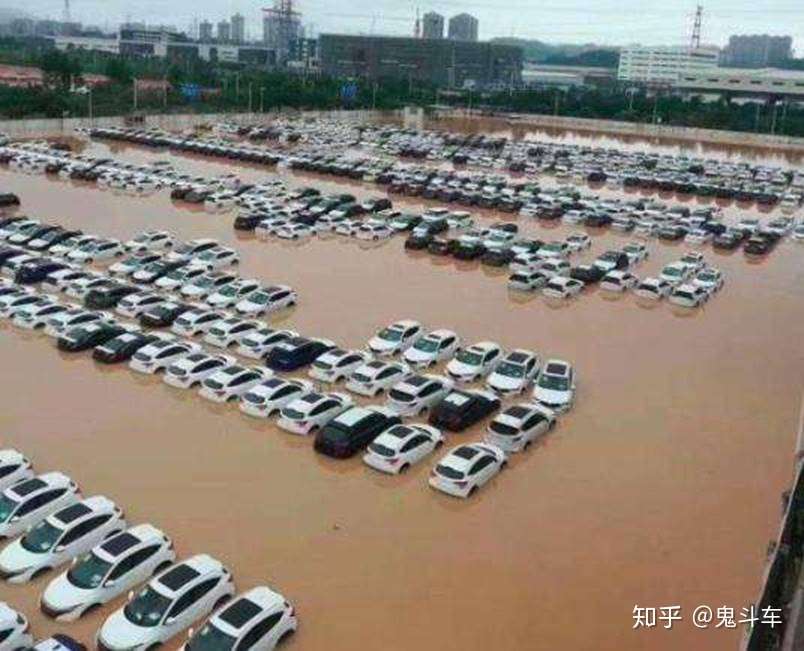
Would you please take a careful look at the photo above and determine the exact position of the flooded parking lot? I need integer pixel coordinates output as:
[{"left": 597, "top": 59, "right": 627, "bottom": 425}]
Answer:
[{"left": 0, "top": 132, "right": 803, "bottom": 651}]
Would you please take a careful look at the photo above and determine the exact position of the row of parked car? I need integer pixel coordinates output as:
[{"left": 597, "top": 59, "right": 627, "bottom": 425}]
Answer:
[{"left": 0, "top": 453, "right": 298, "bottom": 651}]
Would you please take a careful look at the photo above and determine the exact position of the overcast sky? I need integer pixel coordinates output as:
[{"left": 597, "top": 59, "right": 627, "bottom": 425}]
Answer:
[{"left": 21, "top": 0, "right": 804, "bottom": 50}]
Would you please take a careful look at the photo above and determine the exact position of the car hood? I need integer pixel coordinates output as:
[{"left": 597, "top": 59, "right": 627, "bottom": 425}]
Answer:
[
  {"left": 403, "top": 348, "right": 433, "bottom": 363},
  {"left": 533, "top": 387, "right": 570, "bottom": 404},
  {"left": 0, "top": 539, "right": 42, "bottom": 572},
  {"left": 42, "top": 572, "right": 94, "bottom": 609},
  {"left": 368, "top": 337, "right": 397, "bottom": 352},
  {"left": 100, "top": 609, "right": 154, "bottom": 649},
  {"left": 446, "top": 360, "right": 479, "bottom": 376},
  {"left": 487, "top": 374, "right": 523, "bottom": 391}
]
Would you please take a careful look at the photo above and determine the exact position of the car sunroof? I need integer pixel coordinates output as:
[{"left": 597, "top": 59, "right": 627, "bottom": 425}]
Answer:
[
  {"left": 55, "top": 502, "right": 91, "bottom": 524},
  {"left": 219, "top": 598, "right": 263, "bottom": 628},
  {"left": 12, "top": 477, "right": 46, "bottom": 496},
  {"left": 159, "top": 564, "right": 200, "bottom": 590},
  {"left": 101, "top": 532, "right": 141, "bottom": 556}
]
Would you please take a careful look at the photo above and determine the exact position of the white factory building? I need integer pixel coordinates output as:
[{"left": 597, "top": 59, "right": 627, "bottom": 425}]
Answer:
[{"left": 617, "top": 45, "right": 720, "bottom": 85}]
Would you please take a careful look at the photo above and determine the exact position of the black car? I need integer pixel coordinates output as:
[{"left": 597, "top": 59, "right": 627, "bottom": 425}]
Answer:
[
  {"left": 139, "top": 302, "right": 193, "bottom": 328},
  {"left": 233, "top": 213, "right": 265, "bottom": 231},
  {"left": 0, "top": 247, "right": 23, "bottom": 266},
  {"left": 92, "top": 332, "right": 160, "bottom": 364},
  {"left": 453, "top": 242, "right": 486, "bottom": 260},
  {"left": 133, "top": 260, "right": 186, "bottom": 284},
  {"left": 57, "top": 323, "right": 128, "bottom": 352},
  {"left": 361, "top": 198, "right": 392, "bottom": 213},
  {"left": 404, "top": 232, "right": 434, "bottom": 251},
  {"left": 265, "top": 337, "right": 336, "bottom": 372},
  {"left": 584, "top": 213, "right": 612, "bottom": 228},
  {"left": 570, "top": 264, "right": 607, "bottom": 284},
  {"left": 14, "top": 259, "right": 69, "bottom": 284},
  {"left": 84, "top": 283, "right": 139, "bottom": 309},
  {"left": 10, "top": 224, "right": 60, "bottom": 245},
  {"left": 390, "top": 213, "right": 422, "bottom": 231},
  {"left": 27, "top": 228, "right": 82, "bottom": 252},
  {"left": 429, "top": 390, "right": 501, "bottom": 432},
  {"left": 481, "top": 248, "right": 515, "bottom": 267},
  {"left": 658, "top": 225, "right": 687, "bottom": 241},
  {"left": 427, "top": 238, "right": 460, "bottom": 256},
  {"left": 594, "top": 251, "right": 630, "bottom": 271},
  {"left": 744, "top": 234, "right": 775, "bottom": 255},
  {"left": 314, "top": 407, "right": 402, "bottom": 458}
]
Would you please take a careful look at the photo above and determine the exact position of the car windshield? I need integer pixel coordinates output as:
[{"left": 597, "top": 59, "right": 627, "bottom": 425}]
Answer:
[
  {"left": 249, "top": 292, "right": 270, "bottom": 304},
  {"left": 389, "top": 389, "right": 414, "bottom": 403},
  {"left": 377, "top": 327, "right": 403, "bottom": 342},
  {"left": 455, "top": 350, "right": 483, "bottom": 365},
  {"left": 538, "top": 374, "right": 569, "bottom": 391},
  {"left": 187, "top": 624, "right": 237, "bottom": 651},
  {"left": 663, "top": 267, "right": 682, "bottom": 277},
  {"left": 218, "top": 285, "right": 238, "bottom": 297},
  {"left": 414, "top": 338, "right": 439, "bottom": 353},
  {"left": 436, "top": 464, "right": 464, "bottom": 480},
  {"left": 496, "top": 362, "right": 525, "bottom": 378},
  {"left": 124, "top": 586, "right": 172, "bottom": 627},
  {"left": 0, "top": 495, "right": 19, "bottom": 522},
  {"left": 194, "top": 276, "right": 218, "bottom": 288},
  {"left": 282, "top": 407, "right": 307, "bottom": 420},
  {"left": 21, "top": 520, "right": 64, "bottom": 553},
  {"left": 67, "top": 551, "right": 113, "bottom": 589},
  {"left": 489, "top": 421, "right": 519, "bottom": 437}
]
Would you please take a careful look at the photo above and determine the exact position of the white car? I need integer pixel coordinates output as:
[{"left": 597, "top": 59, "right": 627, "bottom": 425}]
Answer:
[
  {"left": 355, "top": 221, "right": 393, "bottom": 241},
  {"left": 203, "top": 317, "right": 261, "bottom": 348},
  {"left": 485, "top": 404, "right": 556, "bottom": 453},
  {"left": 115, "top": 292, "right": 167, "bottom": 319},
  {"left": 429, "top": 443, "right": 507, "bottom": 498},
  {"left": 0, "top": 217, "right": 39, "bottom": 240},
  {"left": 669, "top": 284, "right": 709, "bottom": 308},
  {"left": 236, "top": 328, "right": 297, "bottom": 360},
  {"left": 368, "top": 320, "right": 423, "bottom": 356},
  {"left": 276, "top": 223, "right": 314, "bottom": 240},
  {"left": 277, "top": 392, "right": 353, "bottom": 435},
  {"left": 679, "top": 252, "right": 706, "bottom": 273},
  {"left": 154, "top": 266, "right": 206, "bottom": 292},
  {"left": 198, "top": 365, "right": 271, "bottom": 403},
  {"left": 345, "top": 360, "right": 411, "bottom": 397},
  {"left": 240, "top": 378, "right": 315, "bottom": 419},
  {"left": 108, "top": 253, "right": 162, "bottom": 278},
  {"left": 125, "top": 231, "right": 175, "bottom": 253},
  {"left": 622, "top": 242, "right": 649, "bottom": 265},
  {"left": 181, "top": 587, "right": 298, "bottom": 651},
  {"left": 539, "top": 259, "right": 571, "bottom": 279},
  {"left": 634, "top": 277, "right": 672, "bottom": 300},
  {"left": 63, "top": 275, "right": 109, "bottom": 300},
  {"left": 363, "top": 423, "right": 444, "bottom": 474},
  {"left": 445, "top": 341, "right": 503, "bottom": 383},
  {"left": 308, "top": 348, "right": 371, "bottom": 384},
  {"left": 166, "top": 238, "right": 220, "bottom": 263},
  {"left": 532, "top": 360, "right": 576, "bottom": 413},
  {"left": 509, "top": 251, "right": 543, "bottom": 274},
  {"left": 234, "top": 286, "right": 296, "bottom": 317},
  {"left": 0, "top": 603, "right": 32, "bottom": 651},
  {"left": 163, "top": 353, "right": 233, "bottom": 389},
  {"left": 600, "top": 271, "right": 639, "bottom": 293},
  {"left": 693, "top": 267, "right": 724, "bottom": 293},
  {"left": 660, "top": 262, "right": 691, "bottom": 286},
  {"left": 508, "top": 270, "right": 548, "bottom": 292},
  {"left": 41, "top": 268, "right": 91, "bottom": 292},
  {"left": 0, "top": 496, "right": 125, "bottom": 584},
  {"left": 40, "top": 524, "right": 176, "bottom": 623},
  {"left": 386, "top": 374, "right": 454, "bottom": 417},
  {"left": 206, "top": 279, "right": 261, "bottom": 309},
  {"left": 565, "top": 232, "right": 592, "bottom": 253},
  {"left": 0, "top": 472, "right": 80, "bottom": 540},
  {"left": 486, "top": 349, "right": 541, "bottom": 395},
  {"left": 0, "top": 449, "right": 33, "bottom": 493},
  {"left": 129, "top": 339, "right": 201, "bottom": 374},
  {"left": 96, "top": 555, "right": 235, "bottom": 651},
  {"left": 402, "top": 329, "right": 461, "bottom": 368},
  {"left": 446, "top": 212, "right": 473, "bottom": 231},
  {"left": 188, "top": 246, "right": 239, "bottom": 271},
  {"left": 536, "top": 241, "right": 570, "bottom": 260},
  {"left": 179, "top": 273, "right": 237, "bottom": 301},
  {"left": 67, "top": 238, "right": 124, "bottom": 264},
  {"left": 685, "top": 229, "right": 712, "bottom": 246},
  {"left": 44, "top": 308, "right": 109, "bottom": 338},
  {"left": 542, "top": 277, "right": 584, "bottom": 299},
  {"left": 1, "top": 253, "right": 39, "bottom": 279},
  {"left": 11, "top": 301, "right": 69, "bottom": 329},
  {"left": 170, "top": 308, "right": 225, "bottom": 338}
]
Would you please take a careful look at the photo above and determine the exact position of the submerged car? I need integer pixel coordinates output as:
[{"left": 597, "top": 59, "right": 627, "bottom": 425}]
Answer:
[
  {"left": 362, "top": 423, "right": 444, "bottom": 474},
  {"left": 428, "top": 389, "right": 501, "bottom": 432},
  {"left": 532, "top": 360, "right": 576, "bottom": 413},
  {"left": 429, "top": 443, "right": 506, "bottom": 498}
]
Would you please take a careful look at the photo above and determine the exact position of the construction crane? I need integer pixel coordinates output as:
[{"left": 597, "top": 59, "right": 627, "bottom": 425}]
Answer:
[{"left": 690, "top": 4, "right": 703, "bottom": 49}]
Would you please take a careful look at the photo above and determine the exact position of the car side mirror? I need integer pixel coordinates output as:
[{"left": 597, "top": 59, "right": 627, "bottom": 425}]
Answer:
[
  {"left": 104, "top": 578, "right": 116, "bottom": 588},
  {"left": 71, "top": 557, "right": 78, "bottom": 566},
  {"left": 165, "top": 616, "right": 176, "bottom": 626},
  {"left": 54, "top": 545, "right": 66, "bottom": 553},
  {"left": 187, "top": 628, "right": 195, "bottom": 639},
  {"left": 127, "top": 590, "right": 134, "bottom": 601},
  {"left": 11, "top": 516, "right": 20, "bottom": 523}
]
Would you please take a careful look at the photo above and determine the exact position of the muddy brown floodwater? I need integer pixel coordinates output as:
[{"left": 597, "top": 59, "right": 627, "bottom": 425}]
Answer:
[{"left": 0, "top": 136, "right": 803, "bottom": 651}]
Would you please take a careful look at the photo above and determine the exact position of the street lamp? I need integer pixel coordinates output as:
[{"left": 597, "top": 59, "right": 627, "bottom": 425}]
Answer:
[{"left": 260, "top": 86, "right": 265, "bottom": 113}]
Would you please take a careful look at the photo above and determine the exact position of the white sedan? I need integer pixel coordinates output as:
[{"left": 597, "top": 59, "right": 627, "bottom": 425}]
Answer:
[
  {"left": 0, "top": 293, "right": 51, "bottom": 318},
  {"left": 634, "top": 277, "right": 672, "bottom": 300},
  {"left": 600, "top": 271, "right": 639, "bottom": 293},
  {"left": 693, "top": 267, "right": 724, "bottom": 293},
  {"left": 96, "top": 555, "right": 235, "bottom": 651},
  {"left": 486, "top": 349, "right": 541, "bottom": 395},
  {"left": 429, "top": 443, "right": 507, "bottom": 498},
  {"left": 236, "top": 328, "right": 297, "bottom": 360},
  {"left": 0, "top": 449, "right": 33, "bottom": 493},
  {"left": 0, "top": 472, "right": 80, "bottom": 539},
  {"left": 129, "top": 339, "right": 201, "bottom": 374},
  {"left": 363, "top": 423, "right": 444, "bottom": 474},
  {"left": 11, "top": 301, "right": 69, "bottom": 329},
  {"left": 0, "top": 496, "right": 125, "bottom": 584},
  {"left": 532, "top": 360, "right": 576, "bottom": 413},
  {"left": 203, "top": 317, "right": 261, "bottom": 348},
  {"left": 115, "top": 292, "right": 167, "bottom": 319},
  {"left": 622, "top": 242, "right": 649, "bottom": 265},
  {"left": 542, "top": 277, "right": 584, "bottom": 299},
  {"left": 402, "top": 329, "right": 461, "bottom": 368},
  {"left": 154, "top": 266, "right": 207, "bottom": 292},
  {"left": 188, "top": 246, "right": 239, "bottom": 271},
  {"left": 240, "top": 378, "right": 315, "bottom": 419},
  {"left": 40, "top": 524, "right": 176, "bottom": 623},
  {"left": 445, "top": 341, "right": 503, "bottom": 383},
  {"left": 565, "top": 232, "right": 592, "bottom": 252},
  {"left": 63, "top": 275, "right": 110, "bottom": 300},
  {"left": 206, "top": 279, "right": 261, "bottom": 309},
  {"left": 277, "top": 392, "right": 353, "bottom": 435},
  {"left": 345, "top": 360, "right": 411, "bottom": 397},
  {"left": 198, "top": 365, "right": 271, "bottom": 403},
  {"left": 485, "top": 403, "right": 556, "bottom": 453},
  {"left": 355, "top": 221, "right": 393, "bottom": 241},
  {"left": 234, "top": 285, "right": 297, "bottom": 317},
  {"left": 170, "top": 308, "right": 225, "bottom": 337},
  {"left": 386, "top": 374, "right": 454, "bottom": 417},
  {"left": 0, "top": 603, "right": 32, "bottom": 651},
  {"left": 43, "top": 309, "right": 109, "bottom": 338},
  {"left": 669, "top": 284, "right": 710, "bottom": 308},
  {"left": 309, "top": 348, "right": 372, "bottom": 384},
  {"left": 124, "top": 230, "right": 175, "bottom": 253},
  {"left": 108, "top": 253, "right": 161, "bottom": 277},
  {"left": 41, "top": 268, "right": 91, "bottom": 292},
  {"left": 67, "top": 238, "right": 124, "bottom": 264},
  {"left": 367, "top": 319, "right": 423, "bottom": 356},
  {"left": 163, "top": 353, "right": 234, "bottom": 389}
]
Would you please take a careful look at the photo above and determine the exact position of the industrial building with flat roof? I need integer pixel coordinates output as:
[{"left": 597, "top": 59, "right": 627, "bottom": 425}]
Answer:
[{"left": 319, "top": 34, "right": 522, "bottom": 89}]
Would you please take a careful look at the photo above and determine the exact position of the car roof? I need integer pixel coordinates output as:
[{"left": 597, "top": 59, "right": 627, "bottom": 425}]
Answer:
[
  {"left": 424, "top": 329, "right": 455, "bottom": 339},
  {"left": 504, "top": 350, "right": 534, "bottom": 364},
  {"left": 0, "top": 449, "right": 25, "bottom": 466},
  {"left": 154, "top": 554, "right": 222, "bottom": 595},
  {"left": 543, "top": 360, "right": 570, "bottom": 376},
  {"left": 332, "top": 407, "right": 373, "bottom": 427},
  {"left": 4, "top": 472, "right": 71, "bottom": 499},
  {"left": 465, "top": 341, "right": 499, "bottom": 354},
  {"left": 50, "top": 496, "right": 115, "bottom": 527},
  {"left": 96, "top": 524, "right": 166, "bottom": 561}
]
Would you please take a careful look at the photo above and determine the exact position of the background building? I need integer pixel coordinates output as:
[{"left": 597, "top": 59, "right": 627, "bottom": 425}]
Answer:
[
  {"left": 319, "top": 34, "right": 521, "bottom": 89},
  {"left": 422, "top": 12, "right": 444, "bottom": 40},
  {"left": 198, "top": 20, "right": 213, "bottom": 42},
  {"left": 721, "top": 35, "right": 793, "bottom": 68},
  {"left": 263, "top": 0, "right": 302, "bottom": 63},
  {"left": 448, "top": 13, "right": 478, "bottom": 42},
  {"left": 231, "top": 13, "right": 245, "bottom": 44},
  {"left": 617, "top": 45, "right": 719, "bottom": 85},
  {"left": 217, "top": 20, "right": 231, "bottom": 43},
  {"left": 677, "top": 67, "right": 804, "bottom": 102}
]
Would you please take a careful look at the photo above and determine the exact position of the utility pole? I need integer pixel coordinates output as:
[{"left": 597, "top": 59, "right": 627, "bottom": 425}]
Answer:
[
  {"left": 133, "top": 78, "right": 138, "bottom": 111},
  {"left": 248, "top": 83, "right": 253, "bottom": 113},
  {"left": 88, "top": 86, "right": 92, "bottom": 121},
  {"left": 652, "top": 91, "right": 660, "bottom": 124},
  {"left": 372, "top": 82, "right": 377, "bottom": 111},
  {"left": 260, "top": 86, "right": 265, "bottom": 112},
  {"left": 554, "top": 90, "right": 560, "bottom": 116},
  {"left": 163, "top": 76, "right": 168, "bottom": 108},
  {"left": 754, "top": 102, "right": 762, "bottom": 132}
]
